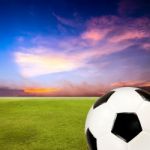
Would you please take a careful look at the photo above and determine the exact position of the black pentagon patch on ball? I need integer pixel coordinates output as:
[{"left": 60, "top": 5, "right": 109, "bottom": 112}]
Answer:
[
  {"left": 86, "top": 128, "right": 97, "bottom": 150},
  {"left": 136, "top": 89, "right": 150, "bottom": 102},
  {"left": 111, "top": 113, "right": 142, "bottom": 143},
  {"left": 93, "top": 91, "right": 115, "bottom": 109}
]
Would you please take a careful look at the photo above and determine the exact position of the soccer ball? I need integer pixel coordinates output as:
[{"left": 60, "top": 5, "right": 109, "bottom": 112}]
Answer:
[{"left": 85, "top": 87, "right": 150, "bottom": 150}]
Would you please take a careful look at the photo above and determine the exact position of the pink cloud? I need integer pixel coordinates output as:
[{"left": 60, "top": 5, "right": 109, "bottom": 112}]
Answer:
[
  {"left": 74, "top": 42, "right": 132, "bottom": 61},
  {"left": 56, "top": 81, "right": 108, "bottom": 96},
  {"left": 142, "top": 43, "right": 150, "bottom": 51},
  {"left": 109, "top": 30, "right": 148, "bottom": 43},
  {"left": 81, "top": 29, "right": 107, "bottom": 41},
  {"left": 111, "top": 81, "right": 150, "bottom": 88},
  {"left": 85, "top": 16, "right": 150, "bottom": 43},
  {"left": 0, "top": 80, "right": 150, "bottom": 96},
  {"left": 14, "top": 16, "right": 150, "bottom": 79}
]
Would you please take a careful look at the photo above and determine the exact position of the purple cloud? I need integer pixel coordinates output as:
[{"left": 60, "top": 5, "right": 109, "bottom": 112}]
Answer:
[{"left": 12, "top": 15, "right": 150, "bottom": 94}]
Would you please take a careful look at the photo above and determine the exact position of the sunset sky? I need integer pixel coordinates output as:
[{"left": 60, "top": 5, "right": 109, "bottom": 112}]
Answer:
[{"left": 0, "top": 0, "right": 150, "bottom": 96}]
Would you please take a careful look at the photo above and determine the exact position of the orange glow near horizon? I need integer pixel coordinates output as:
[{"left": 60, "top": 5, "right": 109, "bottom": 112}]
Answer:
[{"left": 24, "top": 87, "right": 60, "bottom": 94}]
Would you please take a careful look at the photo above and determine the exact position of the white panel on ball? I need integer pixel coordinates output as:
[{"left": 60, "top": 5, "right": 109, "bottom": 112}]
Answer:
[
  {"left": 107, "top": 87, "right": 143, "bottom": 112},
  {"left": 88, "top": 104, "right": 116, "bottom": 138},
  {"left": 97, "top": 133, "right": 127, "bottom": 150},
  {"left": 128, "top": 131, "right": 150, "bottom": 150},
  {"left": 137, "top": 102, "right": 150, "bottom": 132}
]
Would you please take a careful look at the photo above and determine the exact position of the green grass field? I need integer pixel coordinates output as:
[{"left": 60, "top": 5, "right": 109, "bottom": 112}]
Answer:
[{"left": 0, "top": 97, "right": 96, "bottom": 150}]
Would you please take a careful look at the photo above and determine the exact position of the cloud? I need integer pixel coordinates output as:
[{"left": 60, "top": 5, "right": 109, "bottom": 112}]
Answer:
[
  {"left": 0, "top": 80, "right": 150, "bottom": 96},
  {"left": 15, "top": 50, "right": 84, "bottom": 77},
  {"left": 81, "top": 29, "right": 108, "bottom": 41},
  {"left": 142, "top": 43, "right": 150, "bottom": 51},
  {"left": 53, "top": 13, "right": 81, "bottom": 28},
  {"left": 24, "top": 87, "right": 60, "bottom": 95},
  {"left": 86, "top": 16, "right": 150, "bottom": 43},
  {"left": 14, "top": 38, "right": 132, "bottom": 78},
  {"left": 118, "top": 0, "right": 149, "bottom": 16},
  {"left": 109, "top": 30, "right": 148, "bottom": 43},
  {"left": 59, "top": 80, "right": 150, "bottom": 96},
  {"left": 14, "top": 16, "right": 150, "bottom": 79},
  {"left": 56, "top": 81, "right": 108, "bottom": 96},
  {"left": 0, "top": 87, "right": 24, "bottom": 96},
  {"left": 111, "top": 81, "right": 150, "bottom": 88}
]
